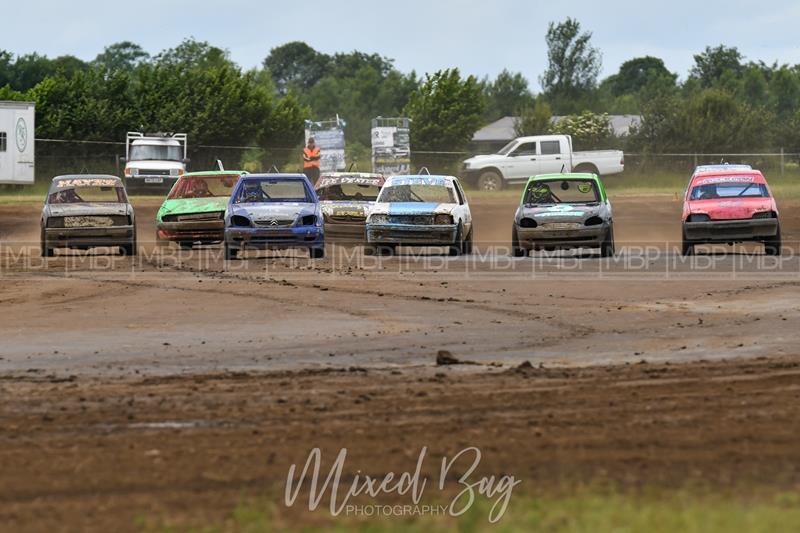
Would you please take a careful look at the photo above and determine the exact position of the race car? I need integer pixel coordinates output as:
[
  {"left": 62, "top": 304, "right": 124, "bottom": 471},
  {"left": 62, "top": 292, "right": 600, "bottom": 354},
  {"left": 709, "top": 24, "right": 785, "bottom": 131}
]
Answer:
[
  {"left": 223, "top": 173, "right": 324, "bottom": 260},
  {"left": 41, "top": 175, "right": 136, "bottom": 257},
  {"left": 315, "top": 172, "right": 385, "bottom": 241},
  {"left": 681, "top": 168, "right": 780, "bottom": 255},
  {"left": 511, "top": 173, "right": 614, "bottom": 257},
  {"left": 156, "top": 170, "right": 246, "bottom": 248},
  {"left": 365, "top": 174, "right": 473, "bottom": 256}
]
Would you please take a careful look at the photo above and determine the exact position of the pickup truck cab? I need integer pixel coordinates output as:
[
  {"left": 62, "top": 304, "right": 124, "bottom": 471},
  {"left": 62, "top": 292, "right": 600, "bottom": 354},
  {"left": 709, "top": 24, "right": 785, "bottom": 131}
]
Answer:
[{"left": 462, "top": 134, "right": 624, "bottom": 191}]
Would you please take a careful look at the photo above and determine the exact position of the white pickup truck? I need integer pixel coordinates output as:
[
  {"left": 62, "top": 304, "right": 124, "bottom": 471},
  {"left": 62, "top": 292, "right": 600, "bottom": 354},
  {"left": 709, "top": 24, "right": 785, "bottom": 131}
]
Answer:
[{"left": 462, "top": 134, "right": 624, "bottom": 190}]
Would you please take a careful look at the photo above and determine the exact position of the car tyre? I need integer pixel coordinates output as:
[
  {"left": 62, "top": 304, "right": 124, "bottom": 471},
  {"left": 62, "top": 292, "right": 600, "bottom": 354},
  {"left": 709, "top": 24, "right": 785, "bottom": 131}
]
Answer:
[
  {"left": 179, "top": 242, "right": 193, "bottom": 250},
  {"left": 224, "top": 241, "right": 239, "bottom": 260},
  {"left": 511, "top": 225, "right": 525, "bottom": 257},
  {"left": 40, "top": 228, "right": 54, "bottom": 258},
  {"left": 477, "top": 170, "right": 503, "bottom": 192},
  {"left": 681, "top": 229, "right": 694, "bottom": 256},
  {"left": 600, "top": 226, "right": 615, "bottom": 258},
  {"left": 462, "top": 228, "right": 474, "bottom": 255},
  {"left": 764, "top": 226, "right": 782, "bottom": 256},
  {"left": 449, "top": 224, "right": 463, "bottom": 256},
  {"left": 310, "top": 246, "right": 325, "bottom": 259},
  {"left": 377, "top": 244, "right": 396, "bottom": 256},
  {"left": 120, "top": 241, "right": 137, "bottom": 256}
]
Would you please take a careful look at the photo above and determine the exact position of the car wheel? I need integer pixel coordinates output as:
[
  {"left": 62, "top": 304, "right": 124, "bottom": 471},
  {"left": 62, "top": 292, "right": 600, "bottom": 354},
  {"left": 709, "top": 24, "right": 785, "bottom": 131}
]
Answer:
[
  {"left": 511, "top": 225, "right": 525, "bottom": 257},
  {"left": 40, "top": 230, "right": 54, "bottom": 258},
  {"left": 377, "top": 244, "right": 396, "bottom": 256},
  {"left": 120, "top": 241, "right": 137, "bottom": 256},
  {"left": 179, "top": 242, "right": 193, "bottom": 250},
  {"left": 477, "top": 171, "right": 503, "bottom": 191},
  {"left": 764, "top": 226, "right": 782, "bottom": 256},
  {"left": 681, "top": 229, "right": 694, "bottom": 256},
  {"left": 449, "top": 224, "right": 463, "bottom": 256},
  {"left": 224, "top": 241, "right": 239, "bottom": 260},
  {"left": 310, "top": 246, "right": 325, "bottom": 259},
  {"left": 600, "top": 227, "right": 615, "bottom": 258},
  {"left": 462, "top": 228, "right": 474, "bottom": 255}
]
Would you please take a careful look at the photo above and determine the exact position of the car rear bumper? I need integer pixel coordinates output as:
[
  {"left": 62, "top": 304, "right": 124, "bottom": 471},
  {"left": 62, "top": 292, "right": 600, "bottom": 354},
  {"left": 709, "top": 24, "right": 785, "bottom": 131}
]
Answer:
[
  {"left": 224, "top": 226, "right": 324, "bottom": 249},
  {"left": 157, "top": 220, "right": 225, "bottom": 242},
  {"left": 44, "top": 226, "right": 136, "bottom": 247},
  {"left": 683, "top": 219, "right": 778, "bottom": 241},
  {"left": 367, "top": 223, "right": 458, "bottom": 245},
  {"left": 516, "top": 224, "right": 607, "bottom": 249}
]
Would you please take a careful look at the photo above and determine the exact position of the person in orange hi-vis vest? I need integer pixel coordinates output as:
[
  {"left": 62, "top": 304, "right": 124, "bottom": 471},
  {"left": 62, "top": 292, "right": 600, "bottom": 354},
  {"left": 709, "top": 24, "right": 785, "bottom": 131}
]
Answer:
[{"left": 302, "top": 137, "right": 321, "bottom": 183}]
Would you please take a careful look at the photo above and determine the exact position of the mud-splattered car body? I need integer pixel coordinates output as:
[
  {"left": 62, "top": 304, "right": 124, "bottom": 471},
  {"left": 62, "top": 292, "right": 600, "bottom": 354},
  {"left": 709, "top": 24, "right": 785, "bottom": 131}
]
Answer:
[
  {"left": 41, "top": 175, "right": 136, "bottom": 257},
  {"left": 681, "top": 169, "right": 780, "bottom": 255},
  {"left": 223, "top": 174, "right": 324, "bottom": 260},
  {"left": 156, "top": 170, "right": 245, "bottom": 247},
  {"left": 315, "top": 172, "right": 384, "bottom": 241},
  {"left": 512, "top": 173, "right": 614, "bottom": 257},
  {"left": 365, "top": 174, "right": 472, "bottom": 255}
]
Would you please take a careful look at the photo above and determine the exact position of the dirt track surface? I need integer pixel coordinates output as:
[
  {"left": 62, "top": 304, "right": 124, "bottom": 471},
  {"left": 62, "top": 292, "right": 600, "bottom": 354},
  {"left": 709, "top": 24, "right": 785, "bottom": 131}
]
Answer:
[{"left": 2, "top": 194, "right": 800, "bottom": 530}]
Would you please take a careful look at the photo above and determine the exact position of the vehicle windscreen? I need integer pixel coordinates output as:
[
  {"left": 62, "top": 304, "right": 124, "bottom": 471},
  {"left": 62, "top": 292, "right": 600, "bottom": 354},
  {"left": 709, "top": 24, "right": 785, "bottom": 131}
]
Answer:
[
  {"left": 234, "top": 179, "right": 311, "bottom": 204},
  {"left": 49, "top": 186, "right": 127, "bottom": 204},
  {"left": 690, "top": 181, "right": 769, "bottom": 200},
  {"left": 318, "top": 182, "right": 380, "bottom": 201},
  {"left": 524, "top": 179, "right": 599, "bottom": 205},
  {"left": 497, "top": 140, "right": 517, "bottom": 156},
  {"left": 378, "top": 184, "right": 456, "bottom": 204},
  {"left": 129, "top": 144, "right": 183, "bottom": 162},
  {"left": 168, "top": 175, "right": 239, "bottom": 199}
]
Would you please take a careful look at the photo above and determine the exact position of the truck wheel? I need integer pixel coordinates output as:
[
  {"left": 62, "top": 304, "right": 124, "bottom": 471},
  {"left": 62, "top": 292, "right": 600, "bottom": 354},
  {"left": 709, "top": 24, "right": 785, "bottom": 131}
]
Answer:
[
  {"left": 764, "top": 227, "right": 781, "bottom": 256},
  {"left": 574, "top": 163, "right": 599, "bottom": 176},
  {"left": 600, "top": 227, "right": 615, "bottom": 257},
  {"left": 511, "top": 225, "right": 525, "bottom": 257},
  {"left": 477, "top": 171, "right": 503, "bottom": 191}
]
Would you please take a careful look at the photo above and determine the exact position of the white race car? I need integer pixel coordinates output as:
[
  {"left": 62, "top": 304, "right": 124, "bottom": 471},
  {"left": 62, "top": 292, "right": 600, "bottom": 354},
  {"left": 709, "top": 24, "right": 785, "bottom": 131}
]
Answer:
[{"left": 365, "top": 174, "right": 473, "bottom": 255}]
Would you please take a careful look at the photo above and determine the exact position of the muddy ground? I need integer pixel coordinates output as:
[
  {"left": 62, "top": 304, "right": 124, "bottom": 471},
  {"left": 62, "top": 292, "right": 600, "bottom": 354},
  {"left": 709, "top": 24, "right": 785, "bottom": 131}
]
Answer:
[{"left": 2, "top": 194, "right": 800, "bottom": 531}]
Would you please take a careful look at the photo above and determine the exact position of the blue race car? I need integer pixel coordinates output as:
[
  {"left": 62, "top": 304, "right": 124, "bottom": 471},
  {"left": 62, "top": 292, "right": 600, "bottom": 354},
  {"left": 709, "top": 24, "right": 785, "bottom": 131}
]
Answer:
[{"left": 223, "top": 173, "right": 325, "bottom": 260}]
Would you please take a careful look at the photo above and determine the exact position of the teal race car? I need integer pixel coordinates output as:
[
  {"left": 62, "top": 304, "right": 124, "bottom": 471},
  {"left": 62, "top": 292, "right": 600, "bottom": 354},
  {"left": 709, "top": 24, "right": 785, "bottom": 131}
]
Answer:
[
  {"left": 511, "top": 173, "right": 615, "bottom": 257},
  {"left": 156, "top": 170, "right": 246, "bottom": 248}
]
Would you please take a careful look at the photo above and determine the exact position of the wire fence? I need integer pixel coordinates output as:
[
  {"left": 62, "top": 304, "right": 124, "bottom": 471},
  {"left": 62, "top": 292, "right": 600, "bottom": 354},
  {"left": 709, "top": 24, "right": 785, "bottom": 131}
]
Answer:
[{"left": 8, "top": 139, "right": 800, "bottom": 192}]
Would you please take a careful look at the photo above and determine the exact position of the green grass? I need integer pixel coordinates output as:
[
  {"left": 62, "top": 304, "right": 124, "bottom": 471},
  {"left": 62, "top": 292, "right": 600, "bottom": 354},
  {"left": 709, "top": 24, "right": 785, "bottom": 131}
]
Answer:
[{"left": 140, "top": 490, "right": 800, "bottom": 533}]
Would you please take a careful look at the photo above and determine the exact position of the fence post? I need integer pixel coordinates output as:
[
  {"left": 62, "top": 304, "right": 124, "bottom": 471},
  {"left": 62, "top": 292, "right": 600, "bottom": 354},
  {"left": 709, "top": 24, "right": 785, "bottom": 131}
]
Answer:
[
  {"left": 693, "top": 153, "right": 698, "bottom": 167},
  {"left": 780, "top": 147, "right": 785, "bottom": 176}
]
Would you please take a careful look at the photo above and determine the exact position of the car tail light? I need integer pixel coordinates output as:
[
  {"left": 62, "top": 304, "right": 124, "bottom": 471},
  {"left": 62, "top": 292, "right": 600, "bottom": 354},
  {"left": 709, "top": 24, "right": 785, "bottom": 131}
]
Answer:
[{"left": 687, "top": 214, "right": 710, "bottom": 222}]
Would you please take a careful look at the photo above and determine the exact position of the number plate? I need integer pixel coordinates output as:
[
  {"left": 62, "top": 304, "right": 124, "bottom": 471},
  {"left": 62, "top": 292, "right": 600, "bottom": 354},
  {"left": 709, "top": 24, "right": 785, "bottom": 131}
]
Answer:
[
  {"left": 545, "top": 222, "right": 582, "bottom": 230},
  {"left": 144, "top": 177, "right": 164, "bottom": 184}
]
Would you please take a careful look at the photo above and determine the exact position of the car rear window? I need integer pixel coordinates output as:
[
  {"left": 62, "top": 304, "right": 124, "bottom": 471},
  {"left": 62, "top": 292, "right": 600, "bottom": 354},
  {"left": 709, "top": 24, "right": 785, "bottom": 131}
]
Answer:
[{"left": 690, "top": 178, "right": 769, "bottom": 200}]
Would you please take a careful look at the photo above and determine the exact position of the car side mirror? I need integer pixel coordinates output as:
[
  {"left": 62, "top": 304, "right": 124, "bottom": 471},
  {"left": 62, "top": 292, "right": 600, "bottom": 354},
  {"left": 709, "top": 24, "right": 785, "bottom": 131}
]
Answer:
[
  {"left": 119, "top": 157, "right": 127, "bottom": 163},
  {"left": 183, "top": 158, "right": 191, "bottom": 164}
]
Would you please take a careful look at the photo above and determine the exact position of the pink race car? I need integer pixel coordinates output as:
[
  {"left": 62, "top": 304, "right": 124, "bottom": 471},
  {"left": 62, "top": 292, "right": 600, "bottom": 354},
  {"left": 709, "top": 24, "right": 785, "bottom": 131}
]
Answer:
[{"left": 682, "top": 169, "right": 781, "bottom": 256}]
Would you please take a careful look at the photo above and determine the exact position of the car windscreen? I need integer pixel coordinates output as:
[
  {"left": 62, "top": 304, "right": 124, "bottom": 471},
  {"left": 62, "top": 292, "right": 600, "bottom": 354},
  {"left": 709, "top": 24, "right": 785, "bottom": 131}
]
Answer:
[
  {"left": 49, "top": 186, "right": 127, "bottom": 204},
  {"left": 168, "top": 175, "right": 239, "bottom": 199},
  {"left": 690, "top": 182, "right": 769, "bottom": 200},
  {"left": 129, "top": 144, "right": 183, "bottom": 162},
  {"left": 234, "top": 179, "right": 311, "bottom": 204},
  {"left": 524, "top": 179, "right": 599, "bottom": 205},
  {"left": 318, "top": 182, "right": 380, "bottom": 201},
  {"left": 497, "top": 140, "right": 517, "bottom": 156},
  {"left": 377, "top": 184, "right": 456, "bottom": 204}
]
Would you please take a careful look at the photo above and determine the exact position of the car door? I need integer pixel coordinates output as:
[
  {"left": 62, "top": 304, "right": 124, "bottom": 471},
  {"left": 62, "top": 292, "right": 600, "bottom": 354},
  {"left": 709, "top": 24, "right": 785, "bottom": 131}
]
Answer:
[
  {"left": 501, "top": 141, "right": 540, "bottom": 180},
  {"left": 452, "top": 180, "right": 471, "bottom": 233},
  {"left": 537, "top": 139, "right": 566, "bottom": 174}
]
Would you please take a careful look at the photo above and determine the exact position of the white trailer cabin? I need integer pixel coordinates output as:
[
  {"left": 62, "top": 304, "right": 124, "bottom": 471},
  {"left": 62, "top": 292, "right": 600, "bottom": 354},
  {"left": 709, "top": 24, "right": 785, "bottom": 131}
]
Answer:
[{"left": 0, "top": 101, "right": 35, "bottom": 185}]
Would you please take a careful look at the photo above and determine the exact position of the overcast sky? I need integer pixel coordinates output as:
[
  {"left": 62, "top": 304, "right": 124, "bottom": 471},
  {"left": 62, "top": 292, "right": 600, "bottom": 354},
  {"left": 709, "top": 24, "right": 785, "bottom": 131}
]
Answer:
[{"left": 3, "top": 0, "right": 800, "bottom": 90}]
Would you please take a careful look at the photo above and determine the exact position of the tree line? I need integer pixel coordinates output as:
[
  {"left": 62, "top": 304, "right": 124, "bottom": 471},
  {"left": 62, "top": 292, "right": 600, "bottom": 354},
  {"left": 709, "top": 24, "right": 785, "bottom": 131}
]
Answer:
[{"left": 2, "top": 20, "right": 800, "bottom": 162}]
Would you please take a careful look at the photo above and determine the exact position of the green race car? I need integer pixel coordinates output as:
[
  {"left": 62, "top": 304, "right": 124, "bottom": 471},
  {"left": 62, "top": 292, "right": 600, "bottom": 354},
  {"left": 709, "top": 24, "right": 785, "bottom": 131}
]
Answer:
[
  {"left": 156, "top": 170, "right": 246, "bottom": 248},
  {"left": 511, "top": 173, "right": 615, "bottom": 257}
]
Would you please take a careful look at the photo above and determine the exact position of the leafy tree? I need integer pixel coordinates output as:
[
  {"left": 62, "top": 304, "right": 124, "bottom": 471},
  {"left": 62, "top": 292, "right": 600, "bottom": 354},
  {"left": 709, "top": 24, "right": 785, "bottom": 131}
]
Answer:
[
  {"left": 769, "top": 66, "right": 800, "bottom": 117},
  {"left": 739, "top": 66, "right": 769, "bottom": 107},
  {"left": 540, "top": 18, "right": 601, "bottom": 111},
  {"left": 605, "top": 56, "right": 676, "bottom": 96},
  {"left": 404, "top": 69, "right": 485, "bottom": 151},
  {"left": 690, "top": 45, "right": 743, "bottom": 87},
  {"left": 485, "top": 69, "right": 534, "bottom": 120},
  {"left": 263, "top": 41, "right": 330, "bottom": 93},
  {"left": 155, "top": 38, "right": 232, "bottom": 70},
  {"left": 551, "top": 111, "right": 613, "bottom": 149},
  {"left": 515, "top": 99, "right": 552, "bottom": 137},
  {"left": 94, "top": 41, "right": 150, "bottom": 72}
]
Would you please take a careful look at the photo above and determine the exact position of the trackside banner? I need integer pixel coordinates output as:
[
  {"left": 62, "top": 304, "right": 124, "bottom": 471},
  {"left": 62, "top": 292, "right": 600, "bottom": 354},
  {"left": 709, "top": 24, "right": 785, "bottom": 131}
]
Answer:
[
  {"left": 371, "top": 118, "right": 411, "bottom": 176},
  {"left": 306, "top": 119, "right": 346, "bottom": 172}
]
